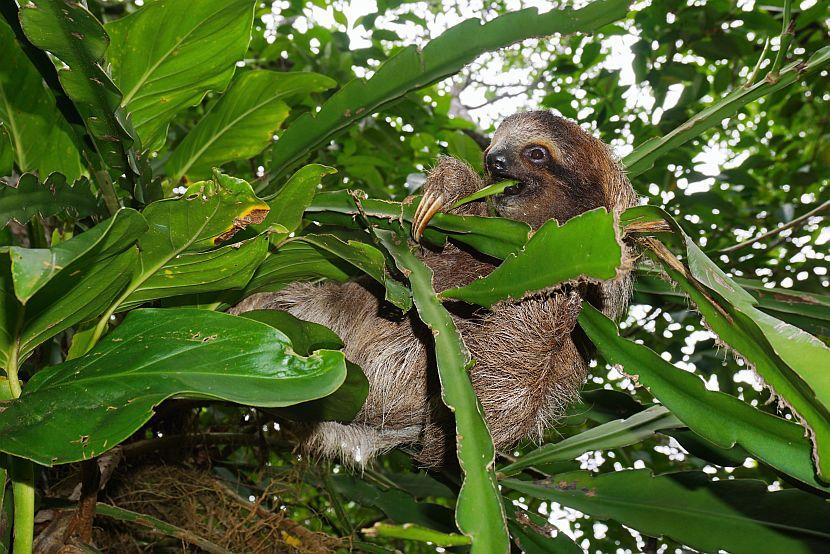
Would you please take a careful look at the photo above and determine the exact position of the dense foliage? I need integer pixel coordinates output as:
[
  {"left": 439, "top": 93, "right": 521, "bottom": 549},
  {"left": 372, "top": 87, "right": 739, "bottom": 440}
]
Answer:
[{"left": 0, "top": 0, "right": 828, "bottom": 552}]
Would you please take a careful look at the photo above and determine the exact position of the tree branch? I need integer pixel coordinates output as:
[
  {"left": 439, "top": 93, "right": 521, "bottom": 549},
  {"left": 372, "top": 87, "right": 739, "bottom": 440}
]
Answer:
[{"left": 718, "top": 199, "right": 830, "bottom": 254}]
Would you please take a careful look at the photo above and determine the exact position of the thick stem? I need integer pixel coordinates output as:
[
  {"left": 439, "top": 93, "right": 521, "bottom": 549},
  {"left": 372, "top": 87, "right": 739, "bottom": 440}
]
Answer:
[
  {"left": 10, "top": 458, "right": 34, "bottom": 554},
  {"left": 94, "top": 170, "right": 121, "bottom": 217},
  {"left": 5, "top": 341, "right": 35, "bottom": 553}
]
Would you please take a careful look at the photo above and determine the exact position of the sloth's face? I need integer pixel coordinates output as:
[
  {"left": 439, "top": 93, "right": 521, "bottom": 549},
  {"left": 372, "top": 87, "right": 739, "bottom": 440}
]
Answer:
[{"left": 485, "top": 111, "right": 612, "bottom": 229}]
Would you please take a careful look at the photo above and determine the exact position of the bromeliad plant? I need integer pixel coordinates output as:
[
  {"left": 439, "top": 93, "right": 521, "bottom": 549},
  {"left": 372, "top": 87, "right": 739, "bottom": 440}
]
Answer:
[{"left": 0, "top": 0, "right": 828, "bottom": 552}]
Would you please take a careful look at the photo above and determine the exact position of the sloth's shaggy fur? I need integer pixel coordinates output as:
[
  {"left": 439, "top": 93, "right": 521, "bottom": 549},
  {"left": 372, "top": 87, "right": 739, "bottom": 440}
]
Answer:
[{"left": 231, "top": 111, "right": 638, "bottom": 467}]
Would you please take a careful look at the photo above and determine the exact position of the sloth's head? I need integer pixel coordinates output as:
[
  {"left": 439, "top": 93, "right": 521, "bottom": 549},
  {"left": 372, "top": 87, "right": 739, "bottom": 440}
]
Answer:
[{"left": 485, "top": 111, "right": 631, "bottom": 229}]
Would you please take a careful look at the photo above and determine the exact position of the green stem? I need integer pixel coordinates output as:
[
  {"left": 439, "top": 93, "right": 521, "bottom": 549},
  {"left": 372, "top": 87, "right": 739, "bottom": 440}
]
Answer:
[
  {"left": 744, "top": 36, "right": 770, "bottom": 88},
  {"left": 4, "top": 339, "right": 35, "bottom": 554},
  {"left": 769, "top": 0, "right": 794, "bottom": 79},
  {"left": 94, "top": 170, "right": 121, "bottom": 217},
  {"left": 9, "top": 458, "right": 34, "bottom": 554}
]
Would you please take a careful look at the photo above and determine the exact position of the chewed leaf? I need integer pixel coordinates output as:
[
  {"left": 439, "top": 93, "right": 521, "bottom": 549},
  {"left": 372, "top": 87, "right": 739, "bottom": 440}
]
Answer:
[{"left": 440, "top": 208, "right": 622, "bottom": 308}]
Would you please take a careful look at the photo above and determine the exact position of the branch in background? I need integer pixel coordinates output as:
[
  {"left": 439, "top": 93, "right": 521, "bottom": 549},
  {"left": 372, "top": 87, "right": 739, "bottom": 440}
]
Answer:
[
  {"left": 718, "top": 199, "right": 830, "bottom": 254},
  {"left": 465, "top": 72, "right": 547, "bottom": 110}
]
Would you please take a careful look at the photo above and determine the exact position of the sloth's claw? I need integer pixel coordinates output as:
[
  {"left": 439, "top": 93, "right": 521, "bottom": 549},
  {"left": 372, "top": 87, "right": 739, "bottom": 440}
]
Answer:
[{"left": 411, "top": 192, "right": 445, "bottom": 242}]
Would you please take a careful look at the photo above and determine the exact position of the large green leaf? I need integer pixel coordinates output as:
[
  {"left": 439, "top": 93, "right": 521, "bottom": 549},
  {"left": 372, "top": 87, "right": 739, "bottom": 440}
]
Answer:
[
  {"left": 257, "top": 164, "right": 337, "bottom": 239},
  {"left": 1, "top": 209, "right": 146, "bottom": 364},
  {"left": 578, "top": 302, "right": 828, "bottom": 492},
  {"left": 120, "top": 234, "right": 269, "bottom": 309},
  {"left": 440, "top": 208, "right": 621, "bottom": 307},
  {"left": 240, "top": 309, "right": 368, "bottom": 422},
  {"left": 19, "top": 0, "right": 135, "bottom": 177},
  {"left": 0, "top": 173, "right": 98, "bottom": 228},
  {"left": 166, "top": 71, "right": 336, "bottom": 181},
  {"left": 634, "top": 274, "right": 830, "bottom": 340},
  {"left": 626, "top": 205, "right": 830, "bottom": 481},
  {"left": 107, "top": 0, "right": 256, "bottom": 150},
  {"left": 503, "top": 470, "right": 830, "bottom": 554},
  {"left": 76, "top": 172, "right": 268, "bottom": 355},
  {"left": 9, "top": 207, "right": 143, "bottom": 303},
  {"left": 500, "top": 406, "right": 682, "bottom": 476},
  {"left": 264, "top": 0, "right": 630, "bottom": 187},
  {"left": 377, "top": 228, "right": 509, "bottom": 552},
  {"left": 0, "top": 308, "right": 347, "bottom": 465},
  {"left": 623, "top": 46, "right": 830, "bottom": 177},
  {"left": 0, "top": 19, "right": 82, "bottom": 182},
  {"left": 298, "top": 234, "right": 412, "bottom": 311},
  {"left": 243, "top": 241, "right": 352, "bottom": 296}
]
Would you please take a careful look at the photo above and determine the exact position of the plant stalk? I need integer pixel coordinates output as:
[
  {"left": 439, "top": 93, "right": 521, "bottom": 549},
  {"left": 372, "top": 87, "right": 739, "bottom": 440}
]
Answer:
[
  {"left": 9, "top": 458, "right": 34, "bottom": 554},
  {"left": 769, "top": 0, "right": 794, "bottom": 79},
  {"left": 94, "top": 170, "right": 121, "bottom": 217},
  {"left": 5, "top": 337, "right": 35, "bottom": 554}
]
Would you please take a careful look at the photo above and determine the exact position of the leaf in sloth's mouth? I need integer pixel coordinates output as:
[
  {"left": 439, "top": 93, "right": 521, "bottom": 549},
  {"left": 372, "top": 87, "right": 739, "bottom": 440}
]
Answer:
[{"left": 450, "top": 179, "right": 519, "bottom": 209}]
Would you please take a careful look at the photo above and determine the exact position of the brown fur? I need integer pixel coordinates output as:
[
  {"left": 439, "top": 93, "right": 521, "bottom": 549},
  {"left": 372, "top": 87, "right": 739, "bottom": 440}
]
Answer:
[{"left": 230, "top": 111, "right": 638, "bottom": 467}]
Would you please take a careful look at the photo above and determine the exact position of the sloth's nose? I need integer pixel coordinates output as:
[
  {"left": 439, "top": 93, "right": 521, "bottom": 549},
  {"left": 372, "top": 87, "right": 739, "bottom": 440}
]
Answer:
[{"left": 485, "top": 151, "right": 509, "bottom": 176}]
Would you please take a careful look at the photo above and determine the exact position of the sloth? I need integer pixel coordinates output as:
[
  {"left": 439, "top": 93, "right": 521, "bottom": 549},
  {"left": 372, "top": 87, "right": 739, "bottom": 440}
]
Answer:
[{"left": 231, "top": 111, "right": 638, "bottom": 467}]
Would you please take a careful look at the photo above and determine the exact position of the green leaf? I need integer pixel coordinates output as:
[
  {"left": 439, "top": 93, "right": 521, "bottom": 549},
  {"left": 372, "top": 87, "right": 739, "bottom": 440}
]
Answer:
[
  {"left": 0, "top": 124, "right": 10, "bottom": 177},
  {"left": 331, "top": 474, "right": 454, "bottom": 530},
  {"left": 264, "top": 0, "right": 630, "bottom": 187},
  {"left": 114, "top": 172, "right": 269, "bottom": 306},
  {"left": 0, "top": 20, "right": 82, "bottom": 182},
  {"left": 69, "top": 172, "right": 268, "bottom": 357},
  {"left": 166, "top": 71, "right": 336, "bottom": 180},
  {"left": 500, "top": 405, "right": 682, "bottom": 476},
  {"left": 441, "top": 208, "right": 621, "bottom": 307},
  {"left": 503, "top": 470, "right": 830, "bottom": 554},
  {"left": 377, "top": 228, "right": 509, "bottom": 552},
  {"left": 627, "top": 205, "right": 830, "bottom": 481},
  {"left": 95, "top": 503, "right": 232, "bottom": 554},
  {"left": 9, "top": 208, "right": 144, "bottom": 304},
  {"left": 120, "top": 234, "right": 269, "bottom": 309},
  {"left": 0, "top": 256, "right": 18, "bottom": 369},
  {"left": 0, "top": 308, "right": 347, "bottom": 465},
  {"left": 362, "top": 522, "right": 471, "bottom": 547},
  {"left": 579, "top": 298, "right": 829, "bottom": 492},
  {"left": 243, "top": 241, "right": 352, "bottom": 296},
  {"left": 450, "top": 179, "right": 517, "bottom": 210},
  {"left": 298, "top": 234, "right": 412, "bottom": 311},
  {"left": 19, "top": 0, "right": 135, "bottom": 177},
  {"left": 107, "top": 0, "right": 256, "bottom": 150},
  {"left": 737, "top": 278, "right": 830, "bottom": 339},
  {"left": 308, "top": 190, "right": 531, "bottom": 260},
  {"left": 0, "top": 173, "right": 98, "bottom": 229},
  {"left": 442, "top": 131, "right": 483, "bottom": 173},
  {"left": 623, "top": 46, "right": 830, "bottom": 177},
  {"left": 257, "top": 164, "right": 337, "bottom": 237},
  {"left": 1, "top": 209, "right": 146, "bottom": 363},
  {"left": 240, "top": 309, "right": 369, "bottom": 422}
]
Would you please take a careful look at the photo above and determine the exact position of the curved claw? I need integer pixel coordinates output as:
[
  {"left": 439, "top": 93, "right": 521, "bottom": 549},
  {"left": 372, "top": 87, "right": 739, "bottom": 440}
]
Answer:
[{"left": 411, "top": 191, "right": 445, "bottom": 242}]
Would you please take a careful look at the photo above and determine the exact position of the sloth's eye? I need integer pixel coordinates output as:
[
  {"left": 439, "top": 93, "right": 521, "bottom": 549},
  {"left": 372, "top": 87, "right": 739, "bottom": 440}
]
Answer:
[{"left": 524, "top": 146, "right": 549, "bottom": 164}]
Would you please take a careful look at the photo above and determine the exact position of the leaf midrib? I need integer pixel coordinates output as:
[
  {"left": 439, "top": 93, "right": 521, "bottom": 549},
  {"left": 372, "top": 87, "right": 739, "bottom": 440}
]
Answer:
[
  {"left": 119, "top": 3, "right": 244, "bottom": 107},
  {"left": 0, "top": 86, "right": 27, "bottom": 170},
  {"left": 173, "top": 89, "right": 290, "bottom": 179}
]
